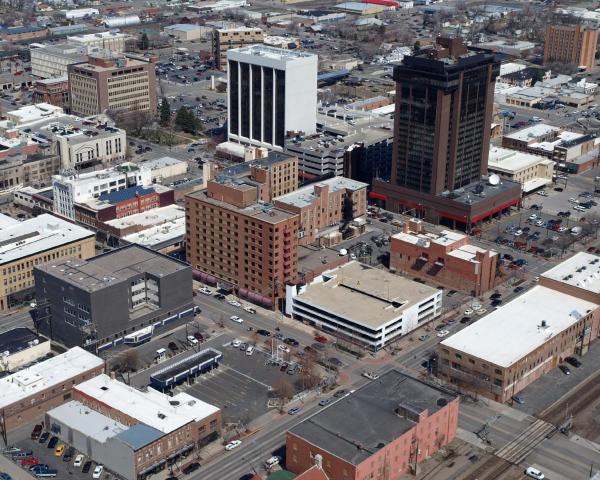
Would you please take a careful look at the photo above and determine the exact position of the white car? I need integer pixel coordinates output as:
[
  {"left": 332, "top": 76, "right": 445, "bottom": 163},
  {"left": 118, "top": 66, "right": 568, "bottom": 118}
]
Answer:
[
  {"left": 528, "top": 214, "right": 537, "bottom": 220},
  {"left": 568, "top": 197, "right": 579, "bottom": 203},
  {"left": 513, "top": 229, "right": 523, "bottom": 236},
  {"left": 436, "top": 330, "right": 450, "bottom": 338},
  {"left": 362, "top": 371, "right": 380, "bottom": 380},
  {"left": 198, "top": 287, "right": 212, "bottom": 295},
  {"left": 243, "top": 306, "right": 256, "bottom": 314},
  {"left": 225, "top": 440, "right": 242, "bottom": 451},
  {"left": 232, "top": 339, "right": 241, "bottom": 347},
  {"left": 557, "top": 226, "right": 568, "bottom": 232},
  {"left": 228, "top": 300, "right": 242, "bottom": 307},
  {"left": 525, "top": 467, "right": 545, "bottom": 479},
  {"left": 464, "top": 309, "right": 474, "bottom": 316},
  {"left": 535, "top": 220, "right": 544, "bottom": 227},
  {"left": 476, "top": 308, "right": 487, "bottom": 315},
  {"left": 92, "top": 465, "right": 104, "bottom": 479},
  {"left": 471, "top": 303, "right": 482, "bottom": 310},
  {"left": 73, "top": 454, "right": 84, "bottom": 468},
  {"left": 187, "top": 335, "right": 199, "bottom": 346},
  {"left": 230, "top": 316, "right": 244, "bottom": 323},
  {"left": 278, "top": 345, "right": 290, "bottom": 353}
]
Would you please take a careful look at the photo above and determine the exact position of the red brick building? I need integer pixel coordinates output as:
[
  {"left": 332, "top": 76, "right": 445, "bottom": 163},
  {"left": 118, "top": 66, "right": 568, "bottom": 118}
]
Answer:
[
  {"left": 186, "top": 178, "right": 299, "bottom": 308},
  {"left": 287, "top": 370, "right": 459, "bottom": 480},
  {"left": 390, "top": 219, "right": 498, "bottom": 296},
  {"left": 75, "top": 185, "right": 174, "bottom": 230}
]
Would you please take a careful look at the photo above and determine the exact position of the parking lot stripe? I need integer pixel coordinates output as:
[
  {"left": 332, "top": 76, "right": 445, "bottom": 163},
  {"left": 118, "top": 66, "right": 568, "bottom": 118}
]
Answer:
[{"left": 225, "top": 366, "right": 272, "bottom": 390}]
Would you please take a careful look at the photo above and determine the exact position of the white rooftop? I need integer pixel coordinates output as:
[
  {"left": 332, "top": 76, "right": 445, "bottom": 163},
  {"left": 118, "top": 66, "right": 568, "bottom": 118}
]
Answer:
[
  {"left": 541, "top": 252, "right": 600, "bottom": 295},
  {"left": 165, "top": 23, "right": 203, "bottom": 32},
  {"left": 139, "top": 156, "right": 187, "bottom": 170},
  {"left": 0, "top": 213, "right": 19, "bottom": 229},
  {"left": 5, "top": 103, "right": 64, "bottom": 126},
  {"left": 488, "top": 147, "right": 552, "bottom": 173},
  {"left": 228, "top": 44, "right": 316, "bottom": 63},
  {"left": 500, "top": 62, "right": 526, "bottom": 77},
  {"left": 68, "top": 31, "right": 130, "bottom": 42},
  {"left": 105, "top": 204, "right": 185, "bottom": 230},
  {"left": 0, "top": 347, "right": 103, "bottom": 409},
  {"left": 0, "top": 214, "right": 94, "bottom": 266},
  {"left": 441, "top": 286, "right": 598, "bottom": 368},
  {"left": 504, "top": 123, "right": 560, "bottom": 143},
  {"left": 48, "top": 400, "right": 127, "bottom": 443},
  {"left": 275, "top": 176, "right": 367, "bottom": 209},
  {"left": 74, "top": 374, "right": 220, "bottom": 434},
  {"left": 122, "top": 215, "right": 185, "bottom": 247},
  {"left": 528, "top": 131, "right": 585, "bottom": 153}
]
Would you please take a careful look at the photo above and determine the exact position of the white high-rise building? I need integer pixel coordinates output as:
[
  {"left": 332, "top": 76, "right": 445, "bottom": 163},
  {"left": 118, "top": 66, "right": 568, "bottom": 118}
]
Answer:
[{"left": 227, "top": 45, "right": 317, "bottom": 150}]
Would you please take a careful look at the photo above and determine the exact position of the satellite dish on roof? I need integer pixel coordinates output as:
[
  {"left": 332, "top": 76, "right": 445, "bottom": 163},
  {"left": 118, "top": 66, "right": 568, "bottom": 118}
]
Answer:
[{"left": 489, "top": 174, "right": 500, "bottom": 186}]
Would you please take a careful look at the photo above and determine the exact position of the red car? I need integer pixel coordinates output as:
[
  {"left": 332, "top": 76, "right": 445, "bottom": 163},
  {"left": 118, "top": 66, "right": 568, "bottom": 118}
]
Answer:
[
  {"left": 314, "top": 335, "right": 328, "bottom": 344},
  {"left": 21, "top": 457, "right": 39, "bottom": 467}
]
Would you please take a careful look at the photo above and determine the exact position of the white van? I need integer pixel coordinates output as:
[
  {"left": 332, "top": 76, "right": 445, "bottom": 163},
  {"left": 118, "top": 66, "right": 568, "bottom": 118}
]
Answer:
[
  {"left": 246, "top": 346, "right": 254, "bottom": 356},
  {"left": 525, "top": 467, "right": 545, "bottom": 479},
  {"left": 265, "top": 456, "right": 280, "bottom": 469}
]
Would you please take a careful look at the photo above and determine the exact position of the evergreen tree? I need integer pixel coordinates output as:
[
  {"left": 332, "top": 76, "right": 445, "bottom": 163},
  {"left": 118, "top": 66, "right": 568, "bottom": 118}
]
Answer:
[
  {"left": 160, "top": 97, "right": 171, "bottom": 126},
  {"left": 140, "top": 32, "right": 149, "bottom": 50}
]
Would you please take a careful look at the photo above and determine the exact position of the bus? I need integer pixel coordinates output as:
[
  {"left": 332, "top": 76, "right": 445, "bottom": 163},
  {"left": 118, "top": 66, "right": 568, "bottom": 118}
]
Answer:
[{"left": 124, "top": 325, "right": 154, "bottom": 346}]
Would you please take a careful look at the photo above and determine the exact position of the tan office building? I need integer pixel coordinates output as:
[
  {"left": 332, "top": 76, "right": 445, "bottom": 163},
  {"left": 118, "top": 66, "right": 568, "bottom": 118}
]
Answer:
[
  {"left": 544, "top": 24, "right": 598, "bottom": 70},
  {"left": 213, "top": 27, "right": 263, "bottom": 70},
  {"left": 0, "top": 213, "right": 95, "bottom": 311},
  {"left": 69, "top": 54, "right": 157, "bottom": 117}
]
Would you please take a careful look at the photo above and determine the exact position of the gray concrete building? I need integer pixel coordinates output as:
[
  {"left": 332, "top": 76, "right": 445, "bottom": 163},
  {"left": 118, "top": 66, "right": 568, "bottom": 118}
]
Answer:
[{"left": 33, "top": 245, "right": 194, "bottom": 352}]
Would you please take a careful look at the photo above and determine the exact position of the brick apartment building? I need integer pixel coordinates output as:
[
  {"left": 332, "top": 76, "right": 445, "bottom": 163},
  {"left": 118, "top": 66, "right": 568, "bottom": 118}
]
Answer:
[
  {"left": 390, "top": 219, "right": 498, "bottom": 296},
  {"left": 31, "top": 77, "right": 70, "bottom": 111},
  {"left": 287, "top": 370, "right": 459, "bottom": 480},
  {"left": 274, "top": 177, "right": 368, "bottom": 245},
  {"left": 0, "top": 347, "right": 103, "bottom": 433},
  {"left": 186, "top": 178, "right": 299, "bottom": 308},
  {"left": 69, "top": 54, "right": 157, "bottom": 117},
  {"left": 544, "top": 24, "right": 598, "bottom": 71},
  {"left": 438, "top": 253, "right": 600, "bottom": 403}
]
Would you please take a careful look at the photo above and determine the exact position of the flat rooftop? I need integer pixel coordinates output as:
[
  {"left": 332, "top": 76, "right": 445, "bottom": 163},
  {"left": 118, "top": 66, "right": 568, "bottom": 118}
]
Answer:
[
  {"left": 187, "top": 188, "right": 298, "bottom": 224},
  {"left": 105, "top": 204, "right": 184, "bottom": 231},
  {"left": 488, "top": 147, "right": 553, "bottom": 173},
  {"left": 275, "top": 176, "right": 367, "bottom": 209},
  {"left": 541, "top": 252, "right": 600, "bottom": 295},
  {"left": 504, "top": 123, "right": 560, "bottom": 143},
  {"left": 48, "top": 400, "right": 128, "bottom": 443},
  {"left": 289, "top": 370, "right": 457, "bottom": 465},
  {"left": 295, "top": 261, "right": 438, "bottom": 329},
  {"left": 0, "top": 347, "right": 103, "bottom": 409},
  {"left": 441, "top": 286, "right": 598, "bottom": 368},
  {"left": 151, "top": 349, "right": 222, "bottom": 383},
  {"left": 227, "top": 44, "right": 316, "bottom": 63},
  {"left": 0, "top": 214, "right": 94, "bottom": 266},
  {"left": 35, "top": 244, "right": 189, "bottom": 292},
  {"left": 139, "top": 156, "right": 187, "bottom": 171},
  {"left": 0, "top": 327, "right": 48, "bottom": 356},
  {"left": 74, "top": 374, "right": 220, "bottom": 434}
]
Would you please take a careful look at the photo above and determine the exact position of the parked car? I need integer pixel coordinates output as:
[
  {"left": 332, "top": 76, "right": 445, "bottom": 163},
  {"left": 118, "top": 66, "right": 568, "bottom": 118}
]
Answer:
[
  {"left": 525, "top": 466, "right": 545, "bottom": 479},
  {"left": 13, "top": 451, "right": 33, "bottom": 460},
  {"left": 257, "top": 329, "right": 271, "bottom": 336},
  {"left": 288, "top": 406, "right": 302, "bottom": 415},
  {"left": 54, "top": 444, "right": 65, "bottom": 457},
  {"left": 182, "top": 462, "right": 201, "bottom": 474},
  {"left": 225, "top": 440, "right": 242, "bottom": 451},
  {"left": 565, "top": 356, "right": 582, "bottom": 368},
  {"left": 63, "top": 447, "right": 75, "bottom": 462},
  {"left": 38, "top": 432, "right": 50, "bottom": 444},
  {"left": 314, "top": 335, "right": 328, "bottom": 343},
  {"left": 229, "top": 315, "right": 244, "bottom": 323},
  {"left": 20, "top": 457, "right": 40, "bottom": 467},
  {"left": 198, "top": 287, "right": 212, "bottom": 295},
  {"left": 418, "top": 334, "right": 429, "bottom": 341},
  {"left": 436, "top": 330, "right": 450, "bottom": 338},
  {"left": 243, "top": 306, "right": 256, "bottom": 314},
  {"left": 362, "top": 371, "right": 380, "bottom": 380},
  {"left": 284, "top": 338, "right": 299, "bottom": 346},
  {"left": 228, "top": 300, "right": 242, "bottom": 307},
  {"left": 558, "top": 365, "right": 571, "bottom": 375},
  {"left": 319, "top": 398, "right": 332, "bottom": 406},
  {"left": 92, "top": 465, "right": 104, "bottom": 479},
  {"left": 73, "top": 454, "right": 85, "bottom": 468},
  {"left": 512, "top": 394, "right": 525, "bottom": 404},
  {"left": 168, "top": 342, "right": 179, "bottom": 352},
  {"left": 31, "top": 424, "right": 42, "bottom": 440},
  {"left": 333, "top": 389, "right": 348, "bottom": 398}
]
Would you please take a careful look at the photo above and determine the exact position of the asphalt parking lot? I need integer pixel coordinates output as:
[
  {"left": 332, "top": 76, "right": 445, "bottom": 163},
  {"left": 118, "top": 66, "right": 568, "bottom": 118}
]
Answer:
[
  {"left": 182, "top": 343, "right": 303, "bottom": 424},
  {"left": 7, "top": 427, "right": 114, "bottom": 480},
  {"left": 511, "top": 340, "right": 600, "bottom": 416}
]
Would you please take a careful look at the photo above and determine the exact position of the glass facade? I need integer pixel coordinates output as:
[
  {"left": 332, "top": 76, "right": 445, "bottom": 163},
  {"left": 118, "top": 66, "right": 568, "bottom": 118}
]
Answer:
[{"left": 228, "top": 60, "right": 239, "bottom": 135}]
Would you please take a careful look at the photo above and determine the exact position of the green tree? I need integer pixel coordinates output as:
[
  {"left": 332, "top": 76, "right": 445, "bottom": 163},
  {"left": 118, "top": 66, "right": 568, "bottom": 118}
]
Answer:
[
  {"left": 140, "top": 32, "right": 149, "bottom": 50},
  {"left": 160, "top": 97, "right": 171, "bottom": 126},
  {"left": 175, "top": 106, "right": 201, "bottom": 134}
]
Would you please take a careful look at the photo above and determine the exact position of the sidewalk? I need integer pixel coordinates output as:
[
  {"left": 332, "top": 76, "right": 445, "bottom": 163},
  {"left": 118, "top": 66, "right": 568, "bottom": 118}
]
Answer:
[{"left": 0, "top": 454, "right": 35, "bottom": 479}]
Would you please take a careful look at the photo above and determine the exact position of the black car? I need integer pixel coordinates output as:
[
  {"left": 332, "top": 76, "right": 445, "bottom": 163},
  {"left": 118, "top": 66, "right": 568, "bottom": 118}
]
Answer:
[
  {"left": 182, "top": 462, "right": 201, "bottom": 474},
  {"left": 490, "top": 292, "right": 502, "bottom": 300},
  {"left": 38, "top": 432, "right": 50, "bottom": 444},
  {"left": 558, "top": 365, "right": 571, "bottom": 375},
  {"left": 513, "top": 286, "right": 524, "bottom": 293},
  {"left": 215, "top": 293, "right": 226, "bottom": 300},
  {"left": 565, "top": 356, "right": 582, "bottom": 368},
  {"left": 491, "top": 299, "right": 503, "bottom": 307},
  {"left": 284, "top": 338, "right": 299, "bottom": 346},
  {"left": 47, "top": 437, "right": 58, "bottom": 449},
  {"left": 333, "top": 389, "right": 348, "bottom": 398},
  {"left": 257, "top": 329, "right": 271, "bottom": 337},
  {"left": 82, "top": 461, "right": 92, "bottom": 473},
  {"left": 168, "top": 342, "right": 179, "bottom": 352},
  {"left": 63, "top": 447, "right": 75, "bottom": 462},
  {"left": 460, "top": 317, "right": 471, "bottom": 324}
]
